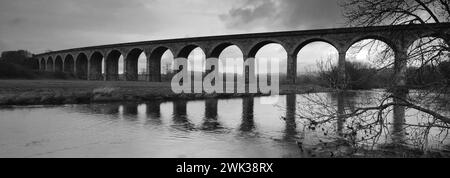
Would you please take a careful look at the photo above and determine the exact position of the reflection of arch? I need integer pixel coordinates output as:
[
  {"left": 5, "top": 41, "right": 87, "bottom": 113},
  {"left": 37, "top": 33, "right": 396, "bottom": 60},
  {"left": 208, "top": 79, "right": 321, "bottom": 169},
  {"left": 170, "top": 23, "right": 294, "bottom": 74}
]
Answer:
[
  {"left": 125, "top": 48, "right": 145, "bottom": 81},
  {"left": 412, "top": 32, "right": 449, "bottom": 47},
  {"left": 40, "top": 58, "right": 46, "bottom": 71},
  {"left": 46, "top": 57, "right": 54, "bottom": 72},
  {"left": 247, "top": 41, "right": 288, "bottom": 84},
  {"left": 89, "top": 51, "right": 104, "bottom": 80},
  {"left": 64, "top": 54, "right": 75, "bottom": 74},
  {"left": 106, "top": 50, "right": 122, "bottom": 81},
  {"left": 55, "top": 56, "right": 63, "bottom": 72},
  {"left": 177, "top": 45, "right": 206, "bottom": 86},
  {"left": 76, "top": 53, "right": 88, "bottom": 79}
]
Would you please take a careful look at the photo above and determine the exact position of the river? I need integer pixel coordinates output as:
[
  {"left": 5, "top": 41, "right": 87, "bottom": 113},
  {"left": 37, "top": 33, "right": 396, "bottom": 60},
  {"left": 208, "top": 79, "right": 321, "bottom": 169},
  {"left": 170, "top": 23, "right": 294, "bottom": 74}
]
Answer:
[{"left": 1, "top": 90, "right": 449, "bottom": 158}]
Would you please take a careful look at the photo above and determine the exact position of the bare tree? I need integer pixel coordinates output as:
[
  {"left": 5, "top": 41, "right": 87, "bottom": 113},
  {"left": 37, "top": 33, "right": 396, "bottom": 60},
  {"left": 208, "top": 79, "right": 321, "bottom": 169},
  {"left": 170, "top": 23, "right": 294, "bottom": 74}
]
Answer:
[{"left": 289, "top": 0, "right": 450, "bottom": 157}]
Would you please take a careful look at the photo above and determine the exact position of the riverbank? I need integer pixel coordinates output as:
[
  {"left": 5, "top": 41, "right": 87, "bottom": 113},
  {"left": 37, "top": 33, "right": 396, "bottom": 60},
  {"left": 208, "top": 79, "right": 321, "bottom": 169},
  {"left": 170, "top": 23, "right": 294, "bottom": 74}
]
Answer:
[{"left": 0, "top": 80, "right": 332, "bottom": 106}]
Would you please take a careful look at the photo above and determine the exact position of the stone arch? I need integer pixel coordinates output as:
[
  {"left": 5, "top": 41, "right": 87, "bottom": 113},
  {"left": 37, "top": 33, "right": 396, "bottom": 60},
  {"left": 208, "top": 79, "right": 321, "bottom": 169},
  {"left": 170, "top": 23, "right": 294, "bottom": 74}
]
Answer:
[
  {"left": 346, "top": 37, "right": 396, "bottom": 64},
  {"left": 347, "top": 35, "right": 397, "bottom": 53},
  {"left": 64, "top": 54, "right": 75, "bottom": 74},
  {"left": 295, "top": 40, "right": 340, "bottom": 81},
  {"left": 89, "top": 51, "right": 104, "bottom": 80},
  {"left": 105, "top": 49, "right": 123, "bottom": 81},
  {"left": 209, "top": 42, "right": 244, "bottom": 58},
  {"left": 76, "top": 53, "right": 88, "bottom": 79},
  {"left": 177, "top": 44, "right": 204, "bottom": 58},
  {"left": 178, "top": 44, "right": 206, "bottom": 72},
  {"left": 55, "top": 55, "right": 63, "bottom": 72},
  {"left": 40, "top": 58, "right": 46, "bottom": 71},
  {"left": 125, "top": 48, "right": 145, "bottom": 81},
  {"left": 294, "top": 38, "right": 339, "bottom": 55},
  {"left": 46, "top": 57, "right": 54, "bottom": 72},
  {"left": 247, "top": 40, "right": 287, "bottom": 58},
  {"left": 149, "top": 46, "right": 174, "bottom": 82},
  {"left": 407, "top": 36, "right": 449, "bottom": 67}
]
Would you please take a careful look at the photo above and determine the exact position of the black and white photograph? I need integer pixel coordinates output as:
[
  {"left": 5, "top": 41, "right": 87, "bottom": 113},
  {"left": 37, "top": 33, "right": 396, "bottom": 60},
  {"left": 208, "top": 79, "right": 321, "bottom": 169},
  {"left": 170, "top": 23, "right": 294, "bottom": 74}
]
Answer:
[{"left": 1, "top": 0, "right": 450, "bottom": 166}]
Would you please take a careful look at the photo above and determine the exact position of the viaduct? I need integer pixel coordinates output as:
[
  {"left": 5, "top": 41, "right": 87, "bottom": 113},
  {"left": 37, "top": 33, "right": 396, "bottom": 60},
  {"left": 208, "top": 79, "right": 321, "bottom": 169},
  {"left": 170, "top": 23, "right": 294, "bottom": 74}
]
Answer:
[{"left": 35, "top": 23, "right": 450, "bottom": 88}]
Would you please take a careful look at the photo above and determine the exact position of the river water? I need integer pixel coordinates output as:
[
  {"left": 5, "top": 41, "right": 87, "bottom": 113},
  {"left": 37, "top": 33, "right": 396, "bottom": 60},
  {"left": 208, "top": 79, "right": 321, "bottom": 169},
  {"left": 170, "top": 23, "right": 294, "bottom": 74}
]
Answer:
[{"left": 0, "top": 90, "right": 449, "bottom": 158}]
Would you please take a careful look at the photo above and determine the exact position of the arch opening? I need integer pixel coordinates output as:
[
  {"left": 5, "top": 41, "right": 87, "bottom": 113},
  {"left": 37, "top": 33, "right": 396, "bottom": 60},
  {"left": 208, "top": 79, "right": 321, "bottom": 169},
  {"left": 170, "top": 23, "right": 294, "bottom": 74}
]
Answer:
[
  {"left": 89, "top": 52, "right": 104, "bottom": 80},
  {"left": 64, "top": 55, "right": 75, "bottom": 74},
  {"left": 251, "top": 42, "right": 288, "bottom": 84},
  {"left": 76, "top": 53, "right": 88, "bottom": 80},
  {"left": 55, "top": 56, "right": 63, "bottom": 72},
  {"left": 46, "top": 57, "right": 54, "bottom": 72},
  {"left": 346, "top": 39, "right": 395, "bottom": 89},
  {"left": 177, "top": 45, "right": 206, "bottom": 87},
  {"left": 151, "top": 47, "right": 174, "bottom": 82},
  {"left": 296, "top": 41, "right": 339, "bottom": 87},
  {"left": 188, "top": 47, "right": 206, "bottom": 87},
  {"left": 40, "top": 58, "right": 46, "bottom": 71},
  {"left": 217, "top": 45, "right": 244, "bottom": 89},
  {"left": 125, "top": 48, "right": 145, "bottom": 81},
  {"left": 407, "top": 37, "right": 450, "bottom": 85},
  {"left": 105, "top": 50, "right": 123, "bottom": 81}
]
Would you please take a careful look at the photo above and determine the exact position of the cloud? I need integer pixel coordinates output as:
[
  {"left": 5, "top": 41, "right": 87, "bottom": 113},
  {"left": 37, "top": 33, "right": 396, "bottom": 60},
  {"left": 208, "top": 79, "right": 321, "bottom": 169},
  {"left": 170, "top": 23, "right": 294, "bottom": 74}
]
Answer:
[
  {"left": 0, "top": 0, "right": 233, "bottom": 53},
  {"left": 0, "top": 40, "right": 8, "bottom": 53},
  {"left": 220, "top": 0, "right": 344, "bottom": 31},
  {"left": 0, "top": 0, "right": 344, "bottom": 54}
]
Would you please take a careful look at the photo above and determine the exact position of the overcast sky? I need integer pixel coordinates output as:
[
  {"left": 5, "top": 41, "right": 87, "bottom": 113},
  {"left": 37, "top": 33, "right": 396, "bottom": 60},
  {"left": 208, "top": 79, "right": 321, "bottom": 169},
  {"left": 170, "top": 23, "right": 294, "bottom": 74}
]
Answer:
[
  {"left": 0, "top": 0, "right": 352, "bottom": 73},
  {"left": 0, "top": 0, "right": 344, "bottom": 53}
]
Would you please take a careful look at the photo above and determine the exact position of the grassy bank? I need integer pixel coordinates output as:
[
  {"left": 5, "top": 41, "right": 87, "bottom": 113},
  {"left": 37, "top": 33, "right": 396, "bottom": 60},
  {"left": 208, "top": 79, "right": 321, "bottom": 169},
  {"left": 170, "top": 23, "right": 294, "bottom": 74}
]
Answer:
[{"left": 0, "top": 80, "right": 332, "bottom": 106}]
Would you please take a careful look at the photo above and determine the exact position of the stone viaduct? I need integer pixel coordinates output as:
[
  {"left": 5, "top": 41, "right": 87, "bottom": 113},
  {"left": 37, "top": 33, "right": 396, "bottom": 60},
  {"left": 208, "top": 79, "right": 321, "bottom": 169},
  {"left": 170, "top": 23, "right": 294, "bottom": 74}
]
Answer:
[{"left": 35, "top": 23, "right": 450, "bottom": 88}]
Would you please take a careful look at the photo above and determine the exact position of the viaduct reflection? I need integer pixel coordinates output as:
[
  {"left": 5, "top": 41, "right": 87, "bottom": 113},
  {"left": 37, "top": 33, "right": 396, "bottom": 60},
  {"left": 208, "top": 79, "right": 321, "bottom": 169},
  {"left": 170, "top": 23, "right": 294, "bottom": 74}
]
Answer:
[
  {"left": 69, "top": 92, "right": 409, "bottom": 146},
  {"left": 284, "top": 94, "right": 298, "bottom": 141},
  {"left": 201, "top": 98, "right": 223, "bottom": 131},
  {"left": 392, "top": 91, "right": 408, "bottom": 146},
  {"left": 330, "top": 91, "right": 407, "bottom": 146},
  {"left": 240, "top": 96, "right": 255, "bottom": 132},
  {"left": 171, "top": 100, "right": 195, "bottom": 131}
]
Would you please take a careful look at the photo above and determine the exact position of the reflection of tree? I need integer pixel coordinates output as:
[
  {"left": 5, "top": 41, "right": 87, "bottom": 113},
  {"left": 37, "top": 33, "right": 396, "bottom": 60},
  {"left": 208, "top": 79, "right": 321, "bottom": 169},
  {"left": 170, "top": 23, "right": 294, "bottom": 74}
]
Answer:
[{"left": 284, "top": 0, "right": 450, "bottom": 156}]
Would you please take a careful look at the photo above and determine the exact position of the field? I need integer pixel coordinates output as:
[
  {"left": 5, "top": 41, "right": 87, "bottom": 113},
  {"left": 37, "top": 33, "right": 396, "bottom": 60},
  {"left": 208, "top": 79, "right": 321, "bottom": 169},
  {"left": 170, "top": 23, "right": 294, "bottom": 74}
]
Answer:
[{"left": 0, "top": 80, "right": 330, "bottom": 106}]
